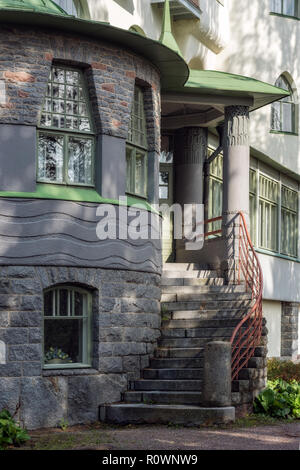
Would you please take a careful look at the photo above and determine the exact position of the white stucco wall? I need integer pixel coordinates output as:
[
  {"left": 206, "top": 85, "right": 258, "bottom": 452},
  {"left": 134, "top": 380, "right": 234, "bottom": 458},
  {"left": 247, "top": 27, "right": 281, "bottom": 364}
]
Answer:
[
  {"left": 258, "top": 253, "right": 300, "bottom": 302},
  {"left": 262, "top": 300, "right": 282, "bottom": 357}
]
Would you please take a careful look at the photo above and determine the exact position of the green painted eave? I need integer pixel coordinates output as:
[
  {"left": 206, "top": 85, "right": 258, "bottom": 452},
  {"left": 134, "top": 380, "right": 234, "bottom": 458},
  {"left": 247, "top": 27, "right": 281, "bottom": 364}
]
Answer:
[
  {"left": 0, "top": 9, "right": 189, "bottom": 90},
  {"left": 172, "top": 70, "right": 291, "bottom": 111},
  {"left": 0, "top": 183, "right": 160, "bottom": 214},
  {"left": 0, "top": 0, "right": 68, "bottom": 16},
  {"left": 159, "top": 0, "right": 183, "bottom": 57}
]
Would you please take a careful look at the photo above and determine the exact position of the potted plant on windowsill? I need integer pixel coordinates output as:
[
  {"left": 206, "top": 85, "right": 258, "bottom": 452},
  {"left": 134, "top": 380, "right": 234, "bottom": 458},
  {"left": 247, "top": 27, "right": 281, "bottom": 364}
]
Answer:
[{"left": 45, "top": 347, "right": 72, "bottom": 365}]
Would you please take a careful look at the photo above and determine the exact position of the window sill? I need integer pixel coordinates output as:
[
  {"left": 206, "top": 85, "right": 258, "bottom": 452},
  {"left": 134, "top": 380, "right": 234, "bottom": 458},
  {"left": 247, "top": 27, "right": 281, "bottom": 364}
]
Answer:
[
  {"left": 255, "top": 248, "right": 299, "bottom": 263},
  {"left": 270, "top": 12, "right": 299, "bottom": 20},
  {"left": 43, "top": 367, "right": 98, "bottom": 376},
  {"left": 270, "top": 130, "right": 298, "bottom": 136}
]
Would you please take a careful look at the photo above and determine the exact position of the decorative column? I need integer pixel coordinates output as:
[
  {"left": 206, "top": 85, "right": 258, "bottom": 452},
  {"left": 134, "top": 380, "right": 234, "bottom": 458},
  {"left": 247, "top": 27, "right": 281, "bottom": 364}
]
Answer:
[
  {"left": 222, "top": 106, "right": 250, "bottom": 283},
  {"left": 174, "top": 127, "right": 207, "bottom": 262}
]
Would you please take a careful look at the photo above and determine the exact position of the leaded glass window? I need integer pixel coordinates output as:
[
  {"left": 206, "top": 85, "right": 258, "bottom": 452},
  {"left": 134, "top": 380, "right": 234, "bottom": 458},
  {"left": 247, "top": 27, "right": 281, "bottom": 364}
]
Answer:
[
  {"left": 38, "top": 66, "right": 94, "bottom": 186},
  {"left": 271, "top": 75, "right": 296, "bottom": 133},
  {"left": 126, "top": 86, "right": 148, "bottom": 198},
  {"left": 43, "top": 286, "right": 92, "bottom": 368}
]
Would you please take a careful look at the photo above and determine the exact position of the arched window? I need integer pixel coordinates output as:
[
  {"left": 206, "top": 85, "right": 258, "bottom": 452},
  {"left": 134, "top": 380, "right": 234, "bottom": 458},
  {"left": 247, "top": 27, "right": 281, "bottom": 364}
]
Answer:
[
  {"left": 43, "top": 286, "right": 92, "bottom": 368},
  {"left": 271, "top": 75, "right": 296, "bottom": 134},
  {"left": 37, "top": 65, "right": 95, "bottom": 186},
  {"left": 126, "top": 85, "right": 148, "bottom": 198}
]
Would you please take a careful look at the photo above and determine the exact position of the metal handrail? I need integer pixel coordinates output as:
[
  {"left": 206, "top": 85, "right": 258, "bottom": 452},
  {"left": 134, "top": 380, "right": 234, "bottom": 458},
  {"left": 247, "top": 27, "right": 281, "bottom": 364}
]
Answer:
[{"left": 230, "top": 212, "right": 263, "bottom": 381}]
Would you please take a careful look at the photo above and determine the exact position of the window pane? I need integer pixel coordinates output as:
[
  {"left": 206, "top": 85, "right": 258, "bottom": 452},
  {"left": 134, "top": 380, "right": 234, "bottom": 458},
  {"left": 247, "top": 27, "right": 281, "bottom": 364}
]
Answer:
[
  {"left": 159, "top": 186, "right": 168, "bottom": 199},
  {"left": 68, "top": 137, "right": 93, "bottom": 184},
  {"left": 159, "top": 151, "right": 173, "bottom": 163},
  {"left": 271, "top": 102, "right": 281, "bottom": 130},
  {"left": 283, "top": 0, "right": 295, "bottom": 16},
  {"left": 44, "top": 291, "right": 54, "bottom": 317},
  {"left": 126, "top": 147, "right": 134, "bottom": 193},
  {"left": 74, "top": 291, "right": 86, "bottom": 317},
  {"left": 281, "top": 102, "right": 293, "bottom": 132},
  {"left": 44, "top": 318, "right": 84, "bottom": 364},
  {"left": 271, "top": 0, "right": 282, "bottom": 12},
  {"left": 135, "top": 151, "right": 146, "bottom": 196},
  {"left": 38, "top": 133, "right": 64, "bottom": 182},
  {"left": 59, "top": 289, "right": 69, "bottom": 316}
]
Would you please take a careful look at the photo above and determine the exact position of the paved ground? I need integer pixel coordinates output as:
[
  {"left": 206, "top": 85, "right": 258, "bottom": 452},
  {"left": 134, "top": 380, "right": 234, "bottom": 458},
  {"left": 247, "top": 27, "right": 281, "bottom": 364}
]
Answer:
[{"left": 20, "top": 421, "right": 300, "bottom": 451}]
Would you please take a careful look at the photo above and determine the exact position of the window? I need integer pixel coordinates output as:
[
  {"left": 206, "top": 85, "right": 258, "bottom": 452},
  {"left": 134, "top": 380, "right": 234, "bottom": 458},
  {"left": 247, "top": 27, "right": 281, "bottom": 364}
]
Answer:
[
  {"left": 249, "top": 161, "right": 299, "bottom": 259},
  {"left": 207, "top": 149, "right": 223, "bottom": 236},
  {"left": 271, "top": 75, "right": 296, "bottom": 134},
  {"left": 126, "top": 86, "right": 148, "bottom": 198},
  {"left": 258, "top": 174, "right": 279, "bottom": 251},
  {"left": 43, "top": 286, "right": 92, "bottom": 368},
  {"left": 270, "top": 0, "right": 298, "bottom": 17},
  {"left": 281, "top": 185, "right": 298, "bottom": 257},
  {"left": 55, "top": 0, "right": 82, "bottom": 16},
  {"left": 38, "top": 66, "right": 94, "bottom": 186}
]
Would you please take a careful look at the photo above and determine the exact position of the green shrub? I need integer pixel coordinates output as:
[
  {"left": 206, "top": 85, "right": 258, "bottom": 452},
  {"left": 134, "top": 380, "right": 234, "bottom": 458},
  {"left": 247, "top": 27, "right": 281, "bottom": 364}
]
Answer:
[
  {"left": 254, "top": 379, "right": 300, "bottom": 419},
  {"left": 0, "top": 409, "right": 30, "bottom": 450},
  {"left": 267, "top": 358, "right": 300, "bottom": 382}
]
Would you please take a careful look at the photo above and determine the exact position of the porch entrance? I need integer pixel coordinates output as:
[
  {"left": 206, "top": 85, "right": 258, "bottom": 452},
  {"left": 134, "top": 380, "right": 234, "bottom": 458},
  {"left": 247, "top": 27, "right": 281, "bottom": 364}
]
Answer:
[{"left": 159, "top": 136, "right": 174, "bottom": 263}]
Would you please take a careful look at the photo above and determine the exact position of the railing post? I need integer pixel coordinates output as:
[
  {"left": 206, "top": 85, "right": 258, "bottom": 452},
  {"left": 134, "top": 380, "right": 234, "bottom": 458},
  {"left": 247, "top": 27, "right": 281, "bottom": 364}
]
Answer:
[{"left": 203, "top": 341, "right": 232, "bottom": 407}]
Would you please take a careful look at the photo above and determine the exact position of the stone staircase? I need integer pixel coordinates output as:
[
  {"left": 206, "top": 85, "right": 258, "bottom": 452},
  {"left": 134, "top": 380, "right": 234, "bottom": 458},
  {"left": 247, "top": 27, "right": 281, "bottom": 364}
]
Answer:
[{"left": 100, "top": 263, "right": 254, "bottom": 426}]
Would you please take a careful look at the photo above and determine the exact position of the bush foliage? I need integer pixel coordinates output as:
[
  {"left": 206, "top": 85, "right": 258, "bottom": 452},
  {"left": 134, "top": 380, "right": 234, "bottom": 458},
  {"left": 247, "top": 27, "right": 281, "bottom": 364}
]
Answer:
[
  {"left": 0, "top": 409, "right": 30, "bottom": 450},
  {"left": 267, "top": 358, "right": 300, "bottom": 382},
  {"left": 254, "top": 379, "right": 300, "bottom": 419}
]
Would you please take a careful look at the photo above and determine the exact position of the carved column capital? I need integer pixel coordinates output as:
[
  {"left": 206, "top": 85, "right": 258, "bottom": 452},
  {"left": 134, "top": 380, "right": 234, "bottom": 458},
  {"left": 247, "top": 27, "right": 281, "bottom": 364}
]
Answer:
[
  {"left": 175, "top": 127, "right": 207, "bottom": 165},
  {"left": 224, "top": 105, "right": 250, "bottom": 147}
]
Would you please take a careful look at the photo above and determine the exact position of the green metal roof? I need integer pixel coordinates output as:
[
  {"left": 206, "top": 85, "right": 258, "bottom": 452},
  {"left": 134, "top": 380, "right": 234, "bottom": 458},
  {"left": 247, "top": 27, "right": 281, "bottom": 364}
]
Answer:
[
  {"left": 0, "top": 0, "right": 68, "bottom": 15},
  {"left": 180, "top": 70, "right": 290, "bottom": 111},
  {"left": 0, "top": 8, "right": 189, "bottom": 90}
]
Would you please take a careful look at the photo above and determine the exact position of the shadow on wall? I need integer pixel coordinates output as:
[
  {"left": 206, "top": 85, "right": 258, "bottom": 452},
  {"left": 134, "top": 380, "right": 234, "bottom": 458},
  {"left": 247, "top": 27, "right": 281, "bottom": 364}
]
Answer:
[{"left": 114, "top": 0, "right": 135, "bottom": 15}]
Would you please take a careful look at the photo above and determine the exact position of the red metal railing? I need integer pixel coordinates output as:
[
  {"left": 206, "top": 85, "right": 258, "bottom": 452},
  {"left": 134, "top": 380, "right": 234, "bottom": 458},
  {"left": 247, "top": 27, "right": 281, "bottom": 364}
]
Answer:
[{"left": 230, "top": 212, "right": 263, "bottom": 381}]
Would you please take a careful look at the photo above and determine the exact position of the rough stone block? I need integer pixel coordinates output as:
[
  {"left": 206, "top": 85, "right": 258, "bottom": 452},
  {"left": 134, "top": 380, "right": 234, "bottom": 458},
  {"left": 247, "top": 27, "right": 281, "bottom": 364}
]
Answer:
[
  {"left": 0, "top": 378, "right": 20, "bottom": 416},
  {"left": 98, "top": 357, "right": 123, "bottom": 373},
  {"left": 9, "top": 344, "right": 42, "bottom": 362},
  {"left": 10, "top": 311, "right": 41, "bottom": 327},
  {"left": 67, "top": 374, "right": 127, "bottom": 425},
  {"left": 20, "top": 377, "right": 68, "bottom": 430}
]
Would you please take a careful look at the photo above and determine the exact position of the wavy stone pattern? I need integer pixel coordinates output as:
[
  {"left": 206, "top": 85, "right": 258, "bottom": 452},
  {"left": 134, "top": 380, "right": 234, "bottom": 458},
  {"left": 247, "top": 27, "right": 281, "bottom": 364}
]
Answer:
[{"left": 0, "top": 199, "right": 162, "bottom": 273}]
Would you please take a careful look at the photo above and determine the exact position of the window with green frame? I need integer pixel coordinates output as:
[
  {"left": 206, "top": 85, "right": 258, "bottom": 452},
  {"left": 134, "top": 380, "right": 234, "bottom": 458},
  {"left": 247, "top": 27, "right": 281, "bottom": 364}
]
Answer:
[
  {"left": 250, "top": 165, "right": 299, "bottom": 259},
  {"left": 258, "top": 174, "right": 279, "bottom": 252},
  {"left": 126, "top": 86, "right": 148, "bottom": 198},
  {"left": 270, "top": 0, "right": 299, "bottom": 17},
  {"left": 281, "top": 185, "right": 298, "bottom": 257},
  {"left": 43, "top": 286, "right": 92, "bottom": 369},
  {"left": 37, "top": 65, "right": 95, "bottom": 186},
  {"left": 271, "top": 75, "right": 296, "bottom": 134},
  {"left": 207, "top": 149, "right": 223, "bottom": 236}
]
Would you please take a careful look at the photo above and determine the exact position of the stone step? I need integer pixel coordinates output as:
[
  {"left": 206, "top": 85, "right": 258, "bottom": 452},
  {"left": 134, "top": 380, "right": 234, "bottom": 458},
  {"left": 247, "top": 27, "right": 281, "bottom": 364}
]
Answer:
[
  {"left": 161, "top": 277, "right": 225, "bottom": 287},
  {"left": 131, "top": 379, "right": 203, "bottom": 391},
  {"left": 170, "top": 309, "right": 245, "bottom": 319},
  {"left": 162, "top": 318, "right": 241, "bottom": 329},
  {"left": 160, "top": 327, "right": 236, "bottom": 339},
  {"left": 100, "top": 403, "right": 235, "bottom": 426},
  {"left": 161, "top": 295, "right": 252, "bottom": 305},
  {"left": 150, "top": 357, "right": 204, "bottom": 368},
  {"left": 143, "top": 368, "right": 204, "bottom": 380},
  {"left": 123, "top": 391, "right": 203, "bottom": 405},
  {"left": 155, "top": 347, "right": 204, "bottom": 358},
  {"left": 158, "top": 337, "right": 231, "bottom": 348},
  {"left": 163, "top": 263, "right": 214, "bottom": 273},
  {"left": 162, "top": 286, "right": 247, "bottom": 295}
]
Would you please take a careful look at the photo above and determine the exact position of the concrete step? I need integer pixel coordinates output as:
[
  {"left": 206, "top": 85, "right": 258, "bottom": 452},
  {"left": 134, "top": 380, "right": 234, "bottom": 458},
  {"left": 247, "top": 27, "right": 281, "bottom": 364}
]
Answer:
[
  {"left": 162, "top": 286, "right": 247, "bottom": 295},
  {"left": 100, "top": 403, "right": 235, "bottom": 426},
  {"left": 131, "top": 379, "right": 203, "bottom": 391},
  {"left": 150, "top": 357, "right": 204, "bottom": 368},
  {"left": 161, "top": 295, "right": 252, "bottom": 305},
  {"left": 143, "top": 368, "right": 204, "bottom": 380},
  {"left": 158, "top": 337, "right": 231, "bottom": 348},
  {"left": 155, "top": 347, "right": 204, "bottom": 358},
  {"left": 160, "top": 327, "right": 236, "bottom": 339},
  {"left": 123, "top": 390, "right": 203, "bottom": 405},
  {"left": 162, "top": 318, "right": 241, "bottom": 329}
]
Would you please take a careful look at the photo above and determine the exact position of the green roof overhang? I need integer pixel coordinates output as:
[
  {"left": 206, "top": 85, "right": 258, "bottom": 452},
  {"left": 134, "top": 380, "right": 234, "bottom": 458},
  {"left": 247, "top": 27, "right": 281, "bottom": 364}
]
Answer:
[
  {"left": 164, "top": 70, "right": 290, "bottom": 111},
  {"left": 0, "top": 0, "right": 68, "bottom": 16},
  {"left": 0, "top": 8, "right": 189, "bottom": 90}
]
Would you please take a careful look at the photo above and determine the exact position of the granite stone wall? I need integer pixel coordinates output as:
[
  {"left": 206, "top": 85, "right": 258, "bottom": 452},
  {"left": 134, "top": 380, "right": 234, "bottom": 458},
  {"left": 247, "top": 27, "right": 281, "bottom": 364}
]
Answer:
[
  {"left": 281, "top": 302, "right": 299, "bottom": 360},
  {"left": 0, "top": 265, "right": 161, "bottom": 429}
]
